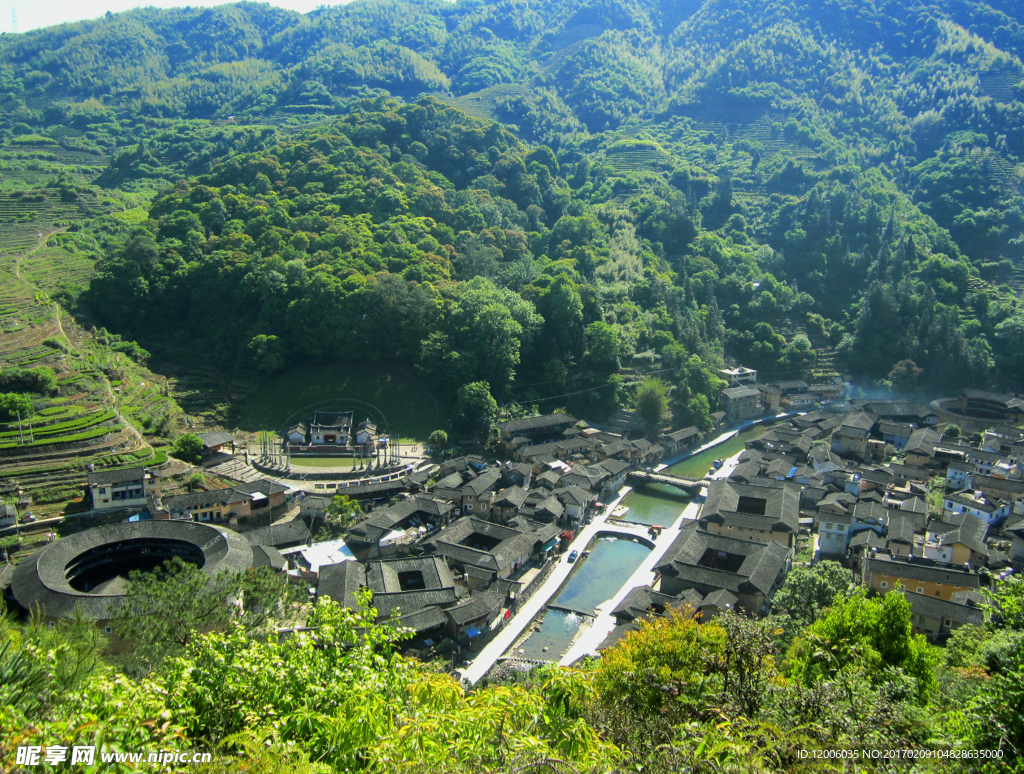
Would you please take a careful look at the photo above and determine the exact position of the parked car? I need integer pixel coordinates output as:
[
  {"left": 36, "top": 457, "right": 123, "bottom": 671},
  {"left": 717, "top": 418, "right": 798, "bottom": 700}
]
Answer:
[
  {"left": 712, "top": 459, "right": 724, "bottom": 469},
  {"left": 567, "top": 549, "right": 579, "bottom": 563}
]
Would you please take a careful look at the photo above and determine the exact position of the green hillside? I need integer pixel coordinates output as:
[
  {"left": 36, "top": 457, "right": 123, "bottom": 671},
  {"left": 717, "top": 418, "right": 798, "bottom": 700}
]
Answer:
[{"left": 0, "top": 0, "right": 1021, "bottom": 413}]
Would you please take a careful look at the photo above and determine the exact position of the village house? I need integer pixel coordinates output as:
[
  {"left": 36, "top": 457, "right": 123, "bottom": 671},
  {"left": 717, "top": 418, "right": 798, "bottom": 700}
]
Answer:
[
  {"left": 921, "top": 515, "right": 989, "bottom": 567},
  {"left": 1004, "top": 515, "right": 1024, "bottom": 563},
  {"left": 862, "top": 553, "right": 980, "bottom": 601},
  {"left": 197, "top": 431, "right": 237, "bottom": 462},
  {"left": 87, "top": 467, "right": 154, "bottom": 511},
  {"left": 660, "top": 426, "right": 702, "bottom": 455},
  {"left": 900, "top": 589, "right": 984, "bottom": 641},
  {"left": 758, "top": 384, "right": 782, "bottom": 413},
  {"left": 317, "top": 556, "right": 461, "bottom": 645},
  {"left": 355, "top": 421, "right": 377, "bottom": 448},
  {"left": 878, "top": 422, "right": 914, "bottom": 451},
  {"left": 721, "top": 385, "right": 762, "bottom": 423},
  {"left": 160, "top": 488, "right": 254, "bottom": 522},
  {"left": 459, "top": 467, "right": 503, "bottom": 516},
  {"left": 654, "top": 523, "right": 790, "bottom": 614},
  {"left": 904, "top": 427, "right": 943, "bottom": 468},
  {"left": 808, "top": 382, "right": 847, "bottom": 402},
  {"left": 830, "top": 413, "right": 876, "bottom": 458},
  {"left": 422, "top": 517, "right": 559, "bottom": 589},
  {"left": 698, "top": 479, "right": 800, "bottom": 549},
  {"left": 490, "top": 486, "right": 529, "bottom": 523},
  {"left": 496, "top": 413, "right": 577, "bottom": 451},
  {"left": 243, "top": 520, "right": 312, "bottom": 550},
  {"left": 343, "top": 496, "right": 454, "bottom": 559},
  {"left": 943, "top": 490, "right": 1012, "bottom": 525},
  {"left": 955, "top": 388, "right": 1024, "bottom": 424}
]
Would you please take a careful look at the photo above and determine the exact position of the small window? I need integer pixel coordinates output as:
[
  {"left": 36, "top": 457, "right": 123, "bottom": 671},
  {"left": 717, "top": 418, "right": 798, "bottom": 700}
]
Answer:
[
  {"left": 935, "top": 590, "right": 941, "bottom": 597},
  {"left": 916, "top": 587, "right": 924, "bottom": 594},
  {"left": 881, "top": 581, "right": 888, "bottom": 589},
  {"left": 104, "top": 626, "right": 113, "bottom": 634},
  {"left": 47, "top": 621, "right": 55, "bottom": 629}
]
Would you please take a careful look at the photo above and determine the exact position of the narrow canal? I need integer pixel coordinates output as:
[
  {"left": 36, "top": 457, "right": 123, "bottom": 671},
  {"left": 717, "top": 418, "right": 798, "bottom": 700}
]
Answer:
[
  {"left": 617, "top": 423, "right": 771, "bottom": 526},
  {"left": 512, "top": 535, "right": 652, "bottom": 660}
]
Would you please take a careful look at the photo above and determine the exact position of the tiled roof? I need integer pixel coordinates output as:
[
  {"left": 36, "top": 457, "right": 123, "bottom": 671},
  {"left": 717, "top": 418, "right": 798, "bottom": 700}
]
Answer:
[
  {"left": 234, "top": 479, "right": 289, "bottom": 496},
  {"left": 87, "top": 466, "right": 147, "bottom": 486},
  {"left": 886, "top": 513, "right": 916, "bottom": 545},
  {"left": 700, "top": 479, "right": 799, "bottom": 533},
  {"left": 493, "top": 486, "right": 529, "bottom": 509},
  {"left": 163, "top": 488, "right": 251, "bottom": 511},
  {"left": 444, "top": 582, "right": 513, "bottom": 626},
  {"left": 498, "top": 413, "right": 576, "bottom": 435},
  {"left": 198, "top": 431, "right": 236, "bottom": 448},
  {"left": 461, "top": 468, "right": 502, "bottom": 497},
  {"left": 900, "top": 590, "right": 984, "bottom": 626},
  {"left": 657, "top": 524, "right": 789, "bottom": 597},
  {"left": 866, "top": 555, "right": 980, "bottom": 588},
  {"left": 243, "top": 520, "right": 312, "bottom": 548},
  {"left": 366, "top": 556, "right": 454, "bottom": 594}
]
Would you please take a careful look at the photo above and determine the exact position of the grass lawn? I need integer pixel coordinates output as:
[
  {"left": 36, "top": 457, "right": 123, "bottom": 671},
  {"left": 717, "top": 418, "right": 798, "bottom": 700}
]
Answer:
[
  {"left": 238, "top": 360, "right": 448, "bottom": 442},
  {"left": 290, "top": 456, "right": 361, "bottom": 470}
]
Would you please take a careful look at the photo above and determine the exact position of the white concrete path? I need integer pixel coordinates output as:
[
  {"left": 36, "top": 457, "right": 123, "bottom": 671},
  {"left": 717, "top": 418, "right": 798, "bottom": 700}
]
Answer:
[
  {"left": 461, "top": 415, "right": 795, "bottom": 682},
  {"left": 559, "top": 444, "right": 748, "bottom": 665},
  {"left": 458, "top": 486, "right": 634, "bottom": 685}
]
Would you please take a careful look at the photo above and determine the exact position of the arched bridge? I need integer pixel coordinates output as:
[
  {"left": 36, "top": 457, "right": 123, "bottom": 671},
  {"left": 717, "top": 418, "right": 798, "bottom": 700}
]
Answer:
[{"left": 627, "top": 470, "right": 705, "bottom": 493}]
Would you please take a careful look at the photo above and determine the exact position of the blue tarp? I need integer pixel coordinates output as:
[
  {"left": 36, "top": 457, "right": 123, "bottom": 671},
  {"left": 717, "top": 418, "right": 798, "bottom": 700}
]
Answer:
[{"left": 464, "top": 625, "right": 481, "bottom": 638}]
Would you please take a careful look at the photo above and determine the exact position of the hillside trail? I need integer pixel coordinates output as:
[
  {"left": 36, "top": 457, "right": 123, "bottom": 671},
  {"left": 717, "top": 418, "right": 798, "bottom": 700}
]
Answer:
[{"left": 9, "top": 228, "right": 148, "bottom": 453}]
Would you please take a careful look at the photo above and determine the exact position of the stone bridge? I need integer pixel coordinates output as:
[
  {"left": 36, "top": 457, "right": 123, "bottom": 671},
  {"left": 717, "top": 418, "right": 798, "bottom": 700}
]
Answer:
[{"left": 627, "top": 470, "right": 705, "bottom": 493}]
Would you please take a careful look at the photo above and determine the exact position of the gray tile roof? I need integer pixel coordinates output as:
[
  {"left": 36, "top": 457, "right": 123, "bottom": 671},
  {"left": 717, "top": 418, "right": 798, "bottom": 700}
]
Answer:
[
  {"left": 163, "top": 488, "right": 251, "bottom": 511},
  {"left": 886, "top": 513, "right": 916, "bottom": 546},
  {"left": 243, "top": 520, "right": 312, "bottom": 548},
  {"left": 233, "top": 479, "right": 289, "bottom": 496},
  {"left": 461, "top": 468, "right": 502, "bottom": 497},
  {"left": 198, "top": 431, "right": 236, "bottom": 448},
  {"left": 900, "top": 590, "right": 984, "bottom": 626},
  {"left": 87, "top": 466, "right": 147, "bottom": 486},
  {"left": 701, "top": 589, "right": 739, "bottom": 610},
  {"left": 700, "top": 479, "right": 799, "bottom": 533},
  {"left": 929, "top": 513, "right": 989, "bottom": 555},
  {"left": 866, "top": 555, "right": 980, "bottom": 588},
  {"left": 657, "top": 524, "right": 789, "bottom": 597},
  {"left": 251, "top": 544, "right": 287, "bottom": 571},
  {"left": 443, "top": 582, "right": 513, "bottom": 626},
  {"left": 493, "top": 486, "right": 529, "bottom": 509},
  {"left": 498, "top": 413, "right": 576, "bottom": 435},
  {"left": 612, "top": 585, "right": 684, "bottom": 622},
  {"left": 366, "top": 556, "right": 454, "bottom": 594}
]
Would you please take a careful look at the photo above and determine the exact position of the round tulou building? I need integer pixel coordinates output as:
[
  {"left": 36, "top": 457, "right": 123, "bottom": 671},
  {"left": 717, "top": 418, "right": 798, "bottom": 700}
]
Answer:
[{"left": 7, "top": 520, "right": 259, "bottom": 629}]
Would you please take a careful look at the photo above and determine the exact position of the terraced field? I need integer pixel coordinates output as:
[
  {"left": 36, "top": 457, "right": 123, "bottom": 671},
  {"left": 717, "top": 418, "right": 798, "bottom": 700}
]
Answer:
[
  {"left": 604, "top": 139, "right": 674, "bottom": 173},
  {"left": 20, "top": 242, "right": 97, "bottom": 298},
  {"left": 0, "top": 209, "right": 178, "bottom": 524},
  {"left": 977, "top": 63, "right": 1023, "bottom": 104},
  {"left": 440, "top": 84, "right": 529, "bottom": 122}
]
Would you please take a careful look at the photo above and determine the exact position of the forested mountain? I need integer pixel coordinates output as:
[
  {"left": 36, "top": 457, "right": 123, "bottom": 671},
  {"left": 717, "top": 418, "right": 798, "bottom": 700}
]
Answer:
[{"left": 2, "top": 0, "right": 1024, "bottom": 414}]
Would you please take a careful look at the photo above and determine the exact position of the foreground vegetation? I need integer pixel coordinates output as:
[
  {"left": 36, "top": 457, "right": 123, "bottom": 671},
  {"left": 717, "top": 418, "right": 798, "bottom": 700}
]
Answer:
[{"left": 1, "top": 561, "right": 1022, "bottom": 773}]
